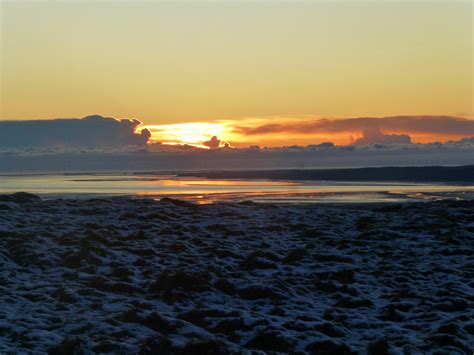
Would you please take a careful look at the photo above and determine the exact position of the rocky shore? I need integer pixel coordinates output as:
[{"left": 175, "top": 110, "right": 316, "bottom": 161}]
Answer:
[{"left": 0, "top": 194, "right": 473, "bottom": 354}]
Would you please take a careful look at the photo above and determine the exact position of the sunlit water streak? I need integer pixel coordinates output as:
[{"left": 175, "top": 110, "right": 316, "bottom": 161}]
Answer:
[{"left": 0, "top": 173, "right": 473, "bottom": 204}]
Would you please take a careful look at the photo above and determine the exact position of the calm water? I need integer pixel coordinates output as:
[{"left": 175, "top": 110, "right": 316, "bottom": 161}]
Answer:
[{"left": 1, "top": 173, "right": 473, "bottom": 204}]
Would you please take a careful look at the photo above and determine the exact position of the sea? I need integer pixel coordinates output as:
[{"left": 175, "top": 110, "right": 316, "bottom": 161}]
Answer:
[{"left": 1, "top": 172, "right": 473, "bottom": 204}]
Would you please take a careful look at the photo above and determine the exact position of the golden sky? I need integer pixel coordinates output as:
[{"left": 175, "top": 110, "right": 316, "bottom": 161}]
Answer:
[{"left": 1, "top": 0, "right": 472, "bottom": 146}]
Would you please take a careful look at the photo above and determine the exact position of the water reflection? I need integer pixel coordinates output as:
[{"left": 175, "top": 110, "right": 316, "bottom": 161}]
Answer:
[{"left": 0, "top": 173, "right": 473, "bottom": 204}]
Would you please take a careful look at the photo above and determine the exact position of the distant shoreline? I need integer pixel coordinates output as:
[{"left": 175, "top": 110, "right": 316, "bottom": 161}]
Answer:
[{"left": 177, "top": 165, "right": 474, "bottom": 183}]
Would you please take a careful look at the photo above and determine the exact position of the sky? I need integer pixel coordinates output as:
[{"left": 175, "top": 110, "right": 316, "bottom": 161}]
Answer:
[{"left": 0, "top": 0, "right": 473, "bottom": 147}]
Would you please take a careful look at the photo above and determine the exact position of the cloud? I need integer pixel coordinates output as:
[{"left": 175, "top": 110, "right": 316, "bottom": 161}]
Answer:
[
  {"left": 234, "top": 115, "right": 474, "bottom": 138},
  {"left": 353, "top": 128, "right": 411, "bottom": 146},
  {"left": 202, "top": 135, "right": 230, "bottom": 149},
  {"left": 203, "top": 136, "right": 221, "bottom": 149},
  {"left": 0, "top": 115, "right": 150, "bottom": 148},
  {"left": 1, "top": 136, "right": 473, "bottom": 173}
]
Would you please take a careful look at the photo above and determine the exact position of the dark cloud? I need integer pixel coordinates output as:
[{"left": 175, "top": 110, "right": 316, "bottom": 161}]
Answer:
[
  {"left": 235, "top": 115, "right": 474, "bottom": 137},
  {"left": 203, "top": 136, "right": 227, "bottom": 149},
  {"left": 353, "top": 128, "right": 411, "bottom": 146},
  {"left": 1, "top": 136, "right": 473, "bottom": 173},
  {"left": 0, "top": 115, "right": 150, "bottom": 148},
  {"left": 203, "top": 136, "right": 221, "bottom": 149}
]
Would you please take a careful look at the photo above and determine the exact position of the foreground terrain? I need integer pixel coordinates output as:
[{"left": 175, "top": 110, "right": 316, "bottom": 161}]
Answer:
[{"left": 0, "top": 193, "right": 473, "bottom": 354}]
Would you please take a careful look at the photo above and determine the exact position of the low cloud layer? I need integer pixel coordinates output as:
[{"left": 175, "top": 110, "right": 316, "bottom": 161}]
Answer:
[
  {"left": 352, "top": 128, "right": 412, "bottom": 146},
  {"left": 0, "top": 115, "right": 151, "bottom": 148},
  {"left": 1, "top": 136, "right": 472, "bottom": 173},
  {"left": 235, "top": 115, "right": 474, "bottom": 141}
]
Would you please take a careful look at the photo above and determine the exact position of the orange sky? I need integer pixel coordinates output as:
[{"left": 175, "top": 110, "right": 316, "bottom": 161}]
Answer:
[
  {"left": 1, "top": 1, "right": 472, "bottom": 147},
  {"left": 142, "top": 115, "right": 474, "bottom": 147}
]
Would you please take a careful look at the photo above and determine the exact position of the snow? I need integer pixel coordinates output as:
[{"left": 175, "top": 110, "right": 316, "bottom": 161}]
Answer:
[{"left": 0, "top": 196, "right": 472, "bottom": 353}]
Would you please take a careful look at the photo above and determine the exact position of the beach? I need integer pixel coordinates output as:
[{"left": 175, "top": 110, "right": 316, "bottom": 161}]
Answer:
[{"left": 0, "top": 193, "right": 472, "bottom": 353}]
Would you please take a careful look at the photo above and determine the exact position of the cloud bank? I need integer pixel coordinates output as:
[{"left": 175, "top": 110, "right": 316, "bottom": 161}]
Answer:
[
  {"left": 234, "top": 115, "right": 474, "bottom": 142},
  {"left": 0, "top": 115, "right": 151, "bottom": 148},
  {"left": 353, "top": 128, "right": 412, "bottom": 146},
  {"left": 0, "top": 135, "right": 472, "bottom": 173}
]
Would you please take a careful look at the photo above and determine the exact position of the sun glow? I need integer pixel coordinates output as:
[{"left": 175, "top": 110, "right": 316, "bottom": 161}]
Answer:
[{"left": 142, "top": 122, "right": 230, "bottom": 147}]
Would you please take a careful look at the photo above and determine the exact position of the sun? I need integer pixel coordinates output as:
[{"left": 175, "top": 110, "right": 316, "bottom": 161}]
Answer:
[{"left": 142, "top": 122, "right": 228, "bottom": 148}]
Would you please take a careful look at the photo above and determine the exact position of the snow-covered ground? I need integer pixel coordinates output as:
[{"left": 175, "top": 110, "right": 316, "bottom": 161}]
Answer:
[{"left": 0, "top": 193, "right": 472, "bottom": 354}]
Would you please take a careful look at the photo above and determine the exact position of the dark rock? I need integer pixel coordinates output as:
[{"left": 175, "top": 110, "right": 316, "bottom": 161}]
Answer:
[
  {"left": 48, "top": 337, "right": 86, "bottom": 355},
  {"left": 314, "top": 253, "right": 354, "bottom": 263},
  {"left": 335, "top": 297, "right": 373, "bottom": 309},
  {"left": 463, "top": 323, "right": 474, "bottom": 335},
  {"left": 240, "top": 253, "right": 277, "bottom": 270},
  {"left": 245, "top": 330, "right": 293, "bottom": 352},
  {"left": 374, "top": 205, "right": 403, "bottom": 213},
  {"left": 305, "top": 339, "right": 353, "bottom": 354},
  {"left": 138, "top": 336, "right": 173, "bottom": 354},
  {"left": 237, "top": 285, "right": 282, "bottom": 300},
  {"left": 115, "top": 309, "right": 176, "bottom": 335},
  {"left": 179, "top": 308, "right": 239, "bottom": 328},
  {"left": 160, "top": 197, "right": 196, "bottom": 208},
  {"left": 434, "top": 299, "right": 469, "bottom": 312},
  {"left": 378, "top": 306, "right": 405, "bottom": 322},
  {"left": 180, "top": 338, "right": 229, "bottom": 354},
  {"left": 92, "top": 341, "right": 118, "bottom": 353},
  {"left": 0, "top": 192, "right": 40, "bottom": 204},
  {"left": 313, "top": 279, "right": 340, "bottom": 293},
  {"left": 427, "top": 334, "right": 471, "bottom": 353},
  {"left": 0, "top": 203, "right": 13, "bottom": 211},
  {"left": 283, "top": 248, "right": 307, "bottom": 264},
  {"left": 213, "top": 278, "right": 236, "bottom": 294},
  {"left": 367, "top": 339, "right": 390, "bottom": 355},
  {"left": 313, "top": 323, "right": 345, "bottom": 337},
  {"left": 149, "top": 271, "right": 211, "bottom": 293},
  {"left": 356, "top": 217, "right": 375, "bottom": 231},
  {"left": 436, "top": 322, "right": 460, "bottom": 336},
  {"left": 282, "top": 320, "right": 311, "bottom": 332},
  {"left": 51, "top": 288, "right": 78, "bottom": 304},
  {"left": 210, "top": 318, "right": 247, "bottom": 334}
]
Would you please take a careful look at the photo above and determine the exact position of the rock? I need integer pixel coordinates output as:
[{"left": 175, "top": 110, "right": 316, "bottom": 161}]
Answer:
[
  {"left": 434, "top": 299, "right": 469, "bottom": 312},
  {"left": 240, "top": 253, "right": 277, "bottom": 270},
  {"left": 51, "top": 288, "right": 78, "bottom": 304},
  {"left": 436, "top": 322, "right": 460, "bottom": 336},
  {"left": 122, "top": 311, "right": 177, "bottom": 334},
  {"left": 149, "top": 271, "right": 211, "bottom": 293},
  {"left": 0, "top": 192, "right": 40, "bottom": 204},
  {"left": 160, "top": 197, "right": 196, "bottom": 208},
  {"left": 283, "top": 248, "right": 307, "bottom": 264},
  {"left": 179, "top": 308, "right": 239, "bottom": 328},
  {"left": 48, "top": 337, "right": 86, "bottom": 355},
  {"left": 0, "top": 203, "right": 13, "bottom": 211},
  {"left": 138, "top": 336, "right": 172, "bottom": 354},
  {"left": 181, "top": 338, "right": 230, "bottom": 354},
  {"left": 378, "top": 307, "right": 405, "bottom": 322},
  {"left": 463, "top": 323, "right": 474, "bottom": 335},
  {"left": 91, "top": 341, "right": 118, "bottom": 353},
  {"left": 245, "top": 330, "right": 293, "bottom": 352},
  {"left": 314, "top": 253, "right": 354, "bottom": 263},
  {"left": 426, "top": 334, "right": 471, "bottom": 353},
  {"left": 305, "top": 339, "right": 354, "bottom": 354},
  {"left": 356, "top": 216, "right": 375, "bottom": 231},
  {"left": 237, "top": 285, "right": 282, "bottom": 300},
  {"left": 335, "top": 297, "right": 374, "bottom": 309},
  {"left": 313, "top": 322, "right": 345, "bottom": 337},
  {"left": 213, "top": 278, "right": 236, "bottom": 294},
  {"left": 210, "top": 318, "right": 247, "bottom": 334},
  {"left": 367, "top": 339, "right": 390, "bottom": 355},
  {"left": 313, "top": 278, "right": 340, "bottom": 293}
]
